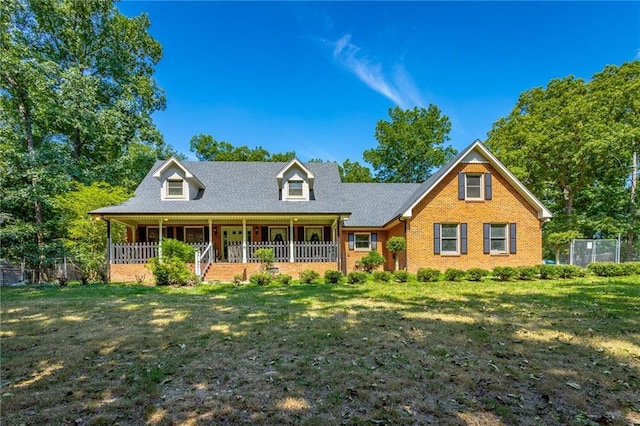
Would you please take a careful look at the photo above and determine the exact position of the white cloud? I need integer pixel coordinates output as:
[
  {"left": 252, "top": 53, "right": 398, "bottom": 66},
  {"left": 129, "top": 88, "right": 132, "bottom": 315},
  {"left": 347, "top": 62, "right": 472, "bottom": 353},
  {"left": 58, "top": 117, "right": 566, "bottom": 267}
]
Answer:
[{"left": 330, "top": 34, "right": 425, "bottom": 109}]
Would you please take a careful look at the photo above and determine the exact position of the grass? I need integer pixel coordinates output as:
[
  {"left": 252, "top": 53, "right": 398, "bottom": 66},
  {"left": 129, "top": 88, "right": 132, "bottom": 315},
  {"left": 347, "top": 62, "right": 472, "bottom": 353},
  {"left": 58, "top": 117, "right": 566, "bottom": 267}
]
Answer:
[{"left": 1, "top": 277, "right": 639, "bottom": 425}]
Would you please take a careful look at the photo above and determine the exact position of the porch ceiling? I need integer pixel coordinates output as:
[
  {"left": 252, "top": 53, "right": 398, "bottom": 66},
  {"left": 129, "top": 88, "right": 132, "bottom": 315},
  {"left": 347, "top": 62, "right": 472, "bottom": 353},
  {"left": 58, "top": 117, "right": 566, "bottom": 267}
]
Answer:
[{"left": 102, "top": 213, "right": 346, "bottom": 227}]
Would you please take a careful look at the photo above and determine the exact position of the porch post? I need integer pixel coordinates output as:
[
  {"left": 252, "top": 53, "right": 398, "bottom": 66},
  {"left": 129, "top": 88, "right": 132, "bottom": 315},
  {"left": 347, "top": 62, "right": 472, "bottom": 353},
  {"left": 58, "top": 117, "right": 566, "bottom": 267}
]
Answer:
[
  {"left": 105, "top": 218, "right": 111, "bottom": 280},
  {"left": 208, "top": 219, "right": 213, "bottom": 260},
  {"left": 242, "top": 219, "right": 247, "bottom": 263},
  {"left": 132, "top": 225, "right": 137, "bottom": 243},
  {"left": 289, "top": 219, "right": 295, "bottom": 262},
  {"left": 333, "top": 218, "right": 339, "bottom": 270},
  {"left": 158, "top": 218, "right": 163, "bottom": 261}
]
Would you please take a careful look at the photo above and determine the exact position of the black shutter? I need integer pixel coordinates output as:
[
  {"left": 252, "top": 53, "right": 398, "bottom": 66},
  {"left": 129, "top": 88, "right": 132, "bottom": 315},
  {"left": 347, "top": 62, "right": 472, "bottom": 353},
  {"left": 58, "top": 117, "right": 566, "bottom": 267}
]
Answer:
[
  {"left": 485, "top": 173, "right": 492, "bottom": 200},
  {"left": 483, "top": 223, "right": 491, "bottom": 254},
  {"left": 434, "top": 223, "right": 441, "bottom": 254},
  {"left": 296, "top": 226, "right": 303, "bottom": 242},
  {"left": 139, "top": 226, "right": 146, "bottom": 242},
  {"left": 371, "top": 233, "right": 378, "bottom": 250},
  {"left": 261, "top": 227, "right": 268, "bottom": 242},
  {"left": 348, "top": 233, "right": 354, "bottom": 250},
  {"left": 458, "top": 173, "right": 465, "bottom": 200},
  {"left": 460, "top": 223, "right": 468, "bottom": 255},
  {"left": 323, "top": 226, "right": 331, "bottom": 241},
  {"left": 510, "top": 223, "right": 517, "bottom": 254}
]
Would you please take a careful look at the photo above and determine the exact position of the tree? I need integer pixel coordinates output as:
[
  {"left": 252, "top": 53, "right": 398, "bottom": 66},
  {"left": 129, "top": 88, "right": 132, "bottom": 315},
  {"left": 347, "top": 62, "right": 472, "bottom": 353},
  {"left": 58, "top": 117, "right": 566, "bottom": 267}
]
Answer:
[
  {"left": 386, "top": 236, "right": 406, "bottom": 271},
  {"left": 547, "top": 230, "right": 581, "bottom": 265},
  {"left": 364, "top": 106, "right": 456, "bottom": 183},
  {"left": 190, "top": 134, "right": 295, "bottom": 162},
  {"left": 358, "top": 250, "right": 386, "bottom": 273},
  {"left": 339, "top": 159, "right": 376, "bottom": 183}
]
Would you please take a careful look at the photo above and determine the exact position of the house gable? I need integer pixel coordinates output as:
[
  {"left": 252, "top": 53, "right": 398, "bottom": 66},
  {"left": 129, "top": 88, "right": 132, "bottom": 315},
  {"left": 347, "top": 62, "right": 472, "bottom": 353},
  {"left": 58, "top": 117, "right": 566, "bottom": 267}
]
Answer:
[
  {"left": 152, "top": 157, "right": 205, "bottom": 201},
  {"left": 276, "top": 158, "right": 315, "bottom": 201}
]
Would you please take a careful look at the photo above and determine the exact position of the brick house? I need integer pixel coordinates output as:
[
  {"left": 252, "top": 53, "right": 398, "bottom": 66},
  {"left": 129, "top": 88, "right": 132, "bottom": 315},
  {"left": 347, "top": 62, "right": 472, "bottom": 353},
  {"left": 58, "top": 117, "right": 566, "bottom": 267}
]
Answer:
[{"left": 92, "top": 140, "right": 552, "bottom": 282}]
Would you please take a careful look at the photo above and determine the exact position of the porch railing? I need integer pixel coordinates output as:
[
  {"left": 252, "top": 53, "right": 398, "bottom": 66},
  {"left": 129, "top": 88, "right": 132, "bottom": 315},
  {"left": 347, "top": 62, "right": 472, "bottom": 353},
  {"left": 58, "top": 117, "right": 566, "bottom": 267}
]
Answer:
[
  {"left": 227, "top": 241, "right": 338, "bottom": 263},
  {"left": 195, "top": 242, "right": 214, "bottom": 278},
  {"left": 110, "top": 242, "right": 211, "bottom": 264}
]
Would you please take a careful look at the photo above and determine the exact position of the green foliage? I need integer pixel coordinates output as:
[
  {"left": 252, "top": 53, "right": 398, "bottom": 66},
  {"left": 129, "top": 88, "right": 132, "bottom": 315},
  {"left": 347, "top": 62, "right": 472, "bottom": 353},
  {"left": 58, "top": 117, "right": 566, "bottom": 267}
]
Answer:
[
  {"left": 416, "top": 268, "right": 441, "bottom": 282},
  {"left": 339, "top": 159, "right": 376, "bottom": 183},
  {"left": 364, "top": 106, "right": 456, "bottom": 183},
  {"left": 546, "top": 231, "right": 582, "bottom": 264},
  {"left": 516, "top": 266, "right": 538, "bottom": 280},
  {"left": 190, "top": 134, "right": 295, "bottom": 162},
  {"left": 466, "top": 268, "right": 489, "bottom": 282},
  {"left": 392, "top": 270, "right": 410, "bottom": 283},
  {"left": 492, "top": 266, "right": 517, "bottom": 281},
  {"left": 386, "top": 236, "right": 406, "bottom": 271},
  {"left": 587, "top": 262, "right": 637, "bottom": 277},
  {"left": 233, "top": 274, "right": 243, "bottom": 286},
  {"left": 148, "top": 257, "right": 196, "bottom": 286},
  {"left": 249, "top": 273, "right": 272, "bottom": 286},
  {"left": 556, "top": 265, "right": 586, "bottom": 279},
  {"left": 254, "top": 248, "right": 275, "bottom": 271},
  {"left": 161, "top": 239, "right": 195, "bottom": 263},
  {"left": 372, "top": 270, "right": 392, "bottom": 283},
  {"left": 276, "top": 274, "right": 292, "bottom": 285},
  {"left": 539, "top": 264, "right": 560, "bottom": 280},
  {"left": 347, "top": 271, "right": 369, "bottom": 284},
  {"left": 299, "top": 269, "right": 320, "bottom": 284},
  {"left": 443, "top": 268, "right": 466, "bottom": 282},
  {"left": 358, "top": 250, "right": 386, "bottom": 272},
  {"left": 324, "top": 270, "right": 343, "bottom": 284}
]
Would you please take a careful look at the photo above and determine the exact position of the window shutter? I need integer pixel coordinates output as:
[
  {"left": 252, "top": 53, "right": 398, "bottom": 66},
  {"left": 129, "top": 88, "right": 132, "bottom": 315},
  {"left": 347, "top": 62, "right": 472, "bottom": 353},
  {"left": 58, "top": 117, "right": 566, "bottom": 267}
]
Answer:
[
  {"left": 371, "top": 233, "right": 378, "bottom": 250},
  {"left": 483, "top": 223, "right": 490, "bottom": 254},
  {"left": 434, "top": 223, "right": 441, "bottom": 254},
  {"left": 485, "top": 173, "right": 492, "bottom": 200},
  {"left": 458, "top": 173, "right": 465, "bottom": 200},
  {"left": 509, "top": 223, "right": 517, "bottom": 254},
  {"left": 460, "top": 223, "right": 468, "bottom": 254},
  {"left": 348, "top": 233, "right": 354, "bottom": 250},
  {"left": 323, "top": 226, "right": 331, "bottom": 241}
]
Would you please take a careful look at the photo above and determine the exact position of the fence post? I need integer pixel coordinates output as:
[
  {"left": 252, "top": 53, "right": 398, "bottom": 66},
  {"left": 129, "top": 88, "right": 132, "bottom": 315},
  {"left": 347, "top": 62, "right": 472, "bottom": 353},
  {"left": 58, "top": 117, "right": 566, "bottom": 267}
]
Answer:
[{"left": 195, "top": 250, "right": 201, "bottom": 276}]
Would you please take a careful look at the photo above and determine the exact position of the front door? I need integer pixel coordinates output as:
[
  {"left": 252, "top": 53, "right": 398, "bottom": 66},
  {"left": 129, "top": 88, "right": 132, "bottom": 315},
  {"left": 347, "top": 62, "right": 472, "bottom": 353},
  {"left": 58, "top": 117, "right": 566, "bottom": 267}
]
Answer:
[{"left": 222, "top": 226, "right": 252, "bottom": 261}]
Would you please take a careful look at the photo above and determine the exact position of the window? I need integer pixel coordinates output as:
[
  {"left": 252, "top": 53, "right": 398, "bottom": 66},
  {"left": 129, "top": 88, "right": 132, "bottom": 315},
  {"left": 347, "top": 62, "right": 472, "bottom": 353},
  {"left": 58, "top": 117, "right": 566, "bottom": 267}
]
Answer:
[
  {"left": 184, "top": 227, "right": 204, "bottom": 244},
  {"left": 441, "top": 224, "right": 459, "bottom": 254},
  {"left": 166, "top": 179, "right": 184, "bottom": 197},
  {"left": 465, "top": 174, "right": 482, "bottom": 199},
  {"left": 269, "top": 227, "right": 288, "bottom": 243},
  {"left": 147, "top": 227, "right": 168, "bottom": 243},
  {"left": 355, "top": 233, "right": 370, "bottom": 250},
  {"left": 288, "top": 180, "right": 303, "bottom": 197},
  {"left": 305, "top": 227, "right": 323, "bottom": 242},
  {"left": 490, "top": 224, "right": 507, "bottom": 253}
]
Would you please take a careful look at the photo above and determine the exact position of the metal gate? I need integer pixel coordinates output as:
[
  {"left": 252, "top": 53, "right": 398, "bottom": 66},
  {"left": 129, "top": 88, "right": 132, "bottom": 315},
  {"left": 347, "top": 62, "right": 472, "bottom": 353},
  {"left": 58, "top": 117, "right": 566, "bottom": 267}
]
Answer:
[{"left": 570, "top": 238, "right": 620, "bottom": 267}]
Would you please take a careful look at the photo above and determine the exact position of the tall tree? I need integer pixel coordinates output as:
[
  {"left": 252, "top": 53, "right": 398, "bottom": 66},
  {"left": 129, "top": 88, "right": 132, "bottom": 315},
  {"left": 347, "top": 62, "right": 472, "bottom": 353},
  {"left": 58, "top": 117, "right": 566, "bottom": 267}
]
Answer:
[
  {"left": 364, "top": 106, "right": 456, "bottom": 183},
  {"left": 190, "top": 134, "right": 295, "bottom": 162},
  {"left": 0, "top": 0, "right": 170, "bottom": 273},
  {"left": 339, "top": 159, "right": 376, "bottom": 183}
]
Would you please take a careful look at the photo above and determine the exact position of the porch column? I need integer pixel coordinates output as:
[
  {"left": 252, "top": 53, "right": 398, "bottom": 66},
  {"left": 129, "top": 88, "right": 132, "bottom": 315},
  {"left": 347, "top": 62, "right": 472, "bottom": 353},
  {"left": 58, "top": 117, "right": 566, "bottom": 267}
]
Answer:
[
  {"left": 105, "top": 218, "right": 111, "bottom": 281},
  {"left": 132, "top": 225, "right": 137, "bottom": 243},
  {"left": 208, "top": 219, "right": 213, "bottom": 260},
  {"left": 158, "top": 218, "right": 163, "bottom": 261},
  {"left": 242, "top": 219, "right": 247, "bottom": 263},
  {"left": 289, "top": 219, "right": 295, "bottom": 262}
]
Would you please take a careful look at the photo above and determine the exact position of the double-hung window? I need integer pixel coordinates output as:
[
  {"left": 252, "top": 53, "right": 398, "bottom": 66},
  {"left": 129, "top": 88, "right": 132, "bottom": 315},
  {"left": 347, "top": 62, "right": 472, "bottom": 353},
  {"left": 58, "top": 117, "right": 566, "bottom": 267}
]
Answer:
[
  {"left": 465, "top": 174, "right": 482, "bottom": 200},
  {"left": 288, "top": 180, "right": 303, "bottom": 197},
  {"left": 166, "top": 179, "right": 184, "bottom": 198},
  {"left": 434, "top": 223, "right": 467, "bottom": 255},
  {"left": 355, "top": 233, "right": 370, "bottom": 250},
  {"left": 489, "top": 224, "right": 507, "bottom": 253},
  {"left": 441, "top": 224, "right": 459, "bottom": 254}
]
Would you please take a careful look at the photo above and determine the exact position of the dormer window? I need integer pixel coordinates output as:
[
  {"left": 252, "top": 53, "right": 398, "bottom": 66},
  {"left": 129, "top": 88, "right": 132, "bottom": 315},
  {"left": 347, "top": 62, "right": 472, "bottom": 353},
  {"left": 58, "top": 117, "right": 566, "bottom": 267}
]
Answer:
[
  {"left": 288, "top": 180, "right": 303, "bottom": 197},
  {"left": 166, "top": 179, "right": 184, "bottom": 198}
]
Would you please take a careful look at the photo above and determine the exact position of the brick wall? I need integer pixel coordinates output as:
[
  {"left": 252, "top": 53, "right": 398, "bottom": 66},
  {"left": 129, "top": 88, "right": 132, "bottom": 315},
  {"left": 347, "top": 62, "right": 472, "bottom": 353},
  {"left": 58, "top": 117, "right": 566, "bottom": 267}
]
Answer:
[
  {"left": 406, "top": 163, "right": 543, "bottom": 272},
  {"left": 203, "top": 262, "right": 338, "bottom": 282},
  {"left": 110, "top": 264, "right": 154, "bottom": 284}
]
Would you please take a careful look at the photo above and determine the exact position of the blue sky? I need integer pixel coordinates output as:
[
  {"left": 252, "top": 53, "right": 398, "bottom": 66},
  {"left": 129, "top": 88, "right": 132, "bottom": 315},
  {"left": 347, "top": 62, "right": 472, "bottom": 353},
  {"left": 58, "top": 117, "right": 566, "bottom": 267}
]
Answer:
[{"left": 118, "top": 1, "right": 640, "bottom": 163}]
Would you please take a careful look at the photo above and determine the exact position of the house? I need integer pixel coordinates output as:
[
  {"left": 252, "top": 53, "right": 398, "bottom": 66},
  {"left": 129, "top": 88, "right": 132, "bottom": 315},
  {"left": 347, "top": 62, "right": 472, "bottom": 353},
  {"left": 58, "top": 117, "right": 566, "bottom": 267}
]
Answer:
[{"left": 91, "top": 140, "right": 552, "bottom": 282}]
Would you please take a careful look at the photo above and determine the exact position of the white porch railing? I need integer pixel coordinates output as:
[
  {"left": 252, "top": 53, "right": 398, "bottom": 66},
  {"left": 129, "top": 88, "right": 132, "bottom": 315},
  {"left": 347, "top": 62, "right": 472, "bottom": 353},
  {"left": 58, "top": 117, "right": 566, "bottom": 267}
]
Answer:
[
  {"left": 110, "top": 242, "right": 211, "bottom": 264},
  {"left": 195, "top": 242, "right": 214, "bottom": 278},
  {"left": 227, "top": 241, "right": 338, "bottom": 263}
]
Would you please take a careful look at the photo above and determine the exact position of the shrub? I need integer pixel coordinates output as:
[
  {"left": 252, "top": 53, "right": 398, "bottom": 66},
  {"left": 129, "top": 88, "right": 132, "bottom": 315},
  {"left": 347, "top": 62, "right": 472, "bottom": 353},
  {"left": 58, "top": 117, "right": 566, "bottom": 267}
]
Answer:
[
  {"left": 249, "top": 272, "right": 272, "bottom": 286},
  {"left": 148, "top": 257, "right": 196, "bottom": 286},
  {"left": 557, "top": 264, "right": 585, "bottom": 278},
  {"left": 539, "top": 264, "right": 560, "bottom": 280},
  {"left": 276, "top": 274, "right": 292, "bottom": 285},
  {"left": 233, "top": 274, "right": 243, "bottom": 286},
  {"left": 324, "top": 270, "right": 343, "bottom": 284},
  {"left": 347, "top": 271, "right": 369, "bottom": 284},
  {"left": 416, "top": 268, "right": 440, "bottom": 282},
  {"left": 393, "top": 270, "right": 410, "bottom": 283},
  {"left": 516, "top": 266, "right": 537, "bottom": 280},
  {"left": 161, "top": 238, "right": 195, "bottom": 262},
  {"left": 373, "top": 270, "right": 392, "bottom": 282},
  {"left": 299, "top": 269, "right": 320, "bottom": 284},
  {"left": 254, "top": 248, "right": 275, "bottom": 271},
  {"left": 359, "top": 250, "right": 386, "bottom": 272},
  {"left": 466, "top": 268, "right": 489, "bottom": 282},
  {"left": 443, "top": 268, "right": 465, "bottom": 282},
  {"left": 588, "top": 262, "right": 625, "bottom": 277},
  {"left": 492, "top": 266, "right": 517, "bottom": 281}
]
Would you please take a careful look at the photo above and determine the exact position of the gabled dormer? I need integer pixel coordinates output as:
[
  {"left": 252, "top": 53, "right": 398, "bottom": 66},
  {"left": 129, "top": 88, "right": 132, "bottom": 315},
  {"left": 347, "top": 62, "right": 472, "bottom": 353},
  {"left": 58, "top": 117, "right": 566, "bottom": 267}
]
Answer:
[
  {"left": 276, "top": 158, "right": 315, "bottom": 201},
  {"left": 153, "top": 157, "right": 205, "bottom": 201}
]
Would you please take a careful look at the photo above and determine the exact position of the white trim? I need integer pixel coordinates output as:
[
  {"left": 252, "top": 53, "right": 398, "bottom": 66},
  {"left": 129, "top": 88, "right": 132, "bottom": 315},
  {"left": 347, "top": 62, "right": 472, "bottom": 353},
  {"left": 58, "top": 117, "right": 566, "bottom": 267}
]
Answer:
[
  {"left": 304, "top": 226, "right": 323, "bottom": 242},
  {"left": 464, "top": 173, "right": 483, "bottom": 201},
  {"left": 165, "top": 179, "right": 186, "bottom": 199},
  {"left": 354, "top": 232, "right": 371, "bottom": 251},
  {"left": 184, "top": 226, "right": 205, "bottom": 244},
  {"left": 440, "top": 223, "right": 460, "bottom": 255},
  {"left": 153, "top": 156, "right": 204, "bottom": 189},
  {"left": 489, "top": 223, "right": 508, "bottom": 254},
  {"left": 269, "top": 226, "right": 288, "bottom": 242}
]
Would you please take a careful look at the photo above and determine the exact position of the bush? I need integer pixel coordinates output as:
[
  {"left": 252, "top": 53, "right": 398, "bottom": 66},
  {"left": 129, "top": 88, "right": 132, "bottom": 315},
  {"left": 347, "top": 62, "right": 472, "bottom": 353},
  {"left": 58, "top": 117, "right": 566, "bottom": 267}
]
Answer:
[
  {"left": 516, "top": 266, "right": 538, "bottom": 280},
  {"left": 161, "top": 238, "right": 195, "bottom": 262},
  {"left": 254, "top": 248, "right": 275, "bottom": 271},
  {"left": 148, "top": 257, "right": 196, "bottom": 286},
  {"left": 249, "top": 272, "right": 272, "bottom": 286},
  {"left": 557, "top": 264, "right": 585, "bottom": 279},
  {"left": 347, "top": 271, "right": 369, "bottom": 284},
  {"left": 588, "top": 262, "right": 626, "bottom": 277},
  {"left": 299, "top": 269, "right": 320, "bottom": 284},
  {"left": 359, "top": 250, "right": 386, "bottom": 272},
  {"left": 466, "top": 268, "right": 489, "bottom": 282},
  {"left": 492, "top": 266, "right": 517, "bottom": 281},
  {"left": 276, "top": 274, "right": 292, "bottom": 285},
  {"left": 233, "top": 274, "right": 243, "bottom": 286},
  {"left": 416, "top": 268, "right": 440, "bottom": 282},
  {"left": 324, "top": 270, "right": 343, "bottom": 284},
  {"left": 393, "top": 270, "right": 410, "bottom": 283},
  {"left": 443, "top": 268, "right": 465, "bottom": 282},
  {"left": 539, "top": 264, "right": 560, "bottom": 280},
  {"left": 373, "top": 270, "right": 392, "bottom": 282}
]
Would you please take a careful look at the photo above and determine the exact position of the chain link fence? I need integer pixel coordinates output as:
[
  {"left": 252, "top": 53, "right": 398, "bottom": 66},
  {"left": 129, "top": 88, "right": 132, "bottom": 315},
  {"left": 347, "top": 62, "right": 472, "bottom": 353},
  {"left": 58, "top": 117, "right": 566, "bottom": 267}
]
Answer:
[{"left": 570, "top": 238, "right": 620, "bottom": 268}]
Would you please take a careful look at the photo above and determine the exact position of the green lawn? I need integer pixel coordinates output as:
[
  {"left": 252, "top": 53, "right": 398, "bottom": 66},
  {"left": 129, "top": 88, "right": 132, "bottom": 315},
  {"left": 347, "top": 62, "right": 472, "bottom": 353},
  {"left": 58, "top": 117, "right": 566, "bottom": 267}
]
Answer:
[{"left": 1, "top": 277, "right": 639, "bottom": 425}]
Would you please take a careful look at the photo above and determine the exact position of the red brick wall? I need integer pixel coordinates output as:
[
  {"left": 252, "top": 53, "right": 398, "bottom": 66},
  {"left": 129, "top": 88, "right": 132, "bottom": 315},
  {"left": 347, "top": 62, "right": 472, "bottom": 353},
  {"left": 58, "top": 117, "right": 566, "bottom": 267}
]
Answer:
[
  {"left": 110, "top": 264, "right": 154, "bottom": 284},
  {"left": 405, "top": 163, "right": 543, "bottom": 272},
  {"left": 204, "top": 262, "right": 338, "bottom": 282}
]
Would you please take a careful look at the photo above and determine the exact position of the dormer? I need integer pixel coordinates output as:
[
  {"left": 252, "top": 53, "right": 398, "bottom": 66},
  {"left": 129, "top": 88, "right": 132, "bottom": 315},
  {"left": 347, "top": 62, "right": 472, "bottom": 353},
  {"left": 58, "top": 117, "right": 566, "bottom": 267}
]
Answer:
[
  {"left": 153, "top": 157, "right": 205, "bottom": 201},
  {"left": 276, "top": 158, "right": 315, "bottom": 201}
]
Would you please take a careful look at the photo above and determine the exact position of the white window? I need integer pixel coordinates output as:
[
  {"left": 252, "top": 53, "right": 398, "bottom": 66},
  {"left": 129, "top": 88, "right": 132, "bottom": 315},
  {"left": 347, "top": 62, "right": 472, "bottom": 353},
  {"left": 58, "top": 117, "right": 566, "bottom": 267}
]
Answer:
[
  {"left": 184, "top": 227, "right": 204, "bottom": 244},
  {"left": 490, "top": 224, "right": 507, "bottom": 253},
  {"left": 305, "top": 227, "right": 323, "bottom": 242},
  {"left": 355, "top": 233, "right": 370, "bottom": 250},
  {"left": 465, "top": 174, "right": 482, "bottom": 200},
  {"left": 166, "top": 179, "right": 184, "bottom": 198},
  {"left": 288, "top": 180, "right": 303, "bottom": 197},
  {"left": 269, "top": 227, "right": 288, "bottom": 243},
  {"left": 441, "top": 224, "right": 459, "bottom": 254}
]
